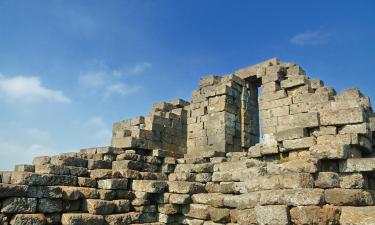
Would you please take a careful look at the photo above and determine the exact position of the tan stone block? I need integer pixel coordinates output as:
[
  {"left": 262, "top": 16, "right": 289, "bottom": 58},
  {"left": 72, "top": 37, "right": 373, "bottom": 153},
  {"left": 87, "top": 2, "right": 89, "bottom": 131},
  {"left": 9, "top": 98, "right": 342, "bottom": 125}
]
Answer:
[
  {"left": 277, "top": 112, "right": 319, "bottom": 131},
  {"left": 283, "top": 137, "right": 316, "bottom": 150},
  {"left": 324, "top": 188, "right": 374, "bottom": 205},
  {"left": 260, "top": 188, "right": 324, "bottom": 206},
  {"left": 255, "top": 205, "right": 289, "bottom": 225},
  {"left": 310, "top": 144, "right": 350, "bottom": 159},
  {"left": 320, "top": 107, "right": 365, "bottom": 126},
  {"left": 290, "top": 205, "right": 340, "bottom": 225},
  {"left": 280, "top": 75, "right": 307, "bottom": 89},
  {"left": 275, "top": 127, "right": 307, "bottom": 141},
  {"left": 340, "top": 206, "right": 375, "bottom": 225}
]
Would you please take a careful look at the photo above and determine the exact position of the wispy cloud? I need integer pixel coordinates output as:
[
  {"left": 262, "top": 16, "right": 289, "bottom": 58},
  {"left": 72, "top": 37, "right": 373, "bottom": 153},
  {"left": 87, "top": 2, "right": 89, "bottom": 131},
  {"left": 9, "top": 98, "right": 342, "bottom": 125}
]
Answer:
[
  {"left": 78, "top": 62, "right": 148, "bottom": 98},
  {"left": 27, "top": 128, "right": 51, "bottom": 143},
  {"left": 290, "top": 31, "right": 332, "bottom": 46},
  {"left": 130, "top": 62, "right": 152, "bottom": 74},
  {"left": 0, "top": 75, "right": 71, "bottom": 103}
]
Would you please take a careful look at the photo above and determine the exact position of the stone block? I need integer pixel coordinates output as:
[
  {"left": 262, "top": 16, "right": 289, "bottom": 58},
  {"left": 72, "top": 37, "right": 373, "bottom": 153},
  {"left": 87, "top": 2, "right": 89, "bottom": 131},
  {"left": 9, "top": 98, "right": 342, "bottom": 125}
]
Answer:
[
  {"left": 61, "top": 213, "right": 104, "bottom": 225},
  {"left": 1, "top": 197, "right": 37, "bottom": 213},
  {"left": 27, "top": 186, "right": 63, "bottom": 198},
  {"left": 168, "top": 181, "right": 205, "bottom": 194},
  {"left": 314, "top": 172, "right": 340, "bottom": 188},
  {"left": 290, "top": 205, "right": 340, "bottom": 225},
  {"left": 209, "top": 207, "right": 230, "bottom": 223},
  {"left": 339, "top": 158, "right": 375, "bottom": 172},
  {"left": 84, "top": 199, "right": 115, "bottom": 215},
  {"left": 259, "top": 188, "right": 324, "bottom": 206},
  {"left": 169, "top": 194, "right": 191, "bottom": 204},
  {"left": 10, "top": 214, "right": 46, "bottom": 225},
  {"left": 255, "top": 205, "right": 289, "bottom": 225},
  {"left": 230, "top": 209, "right": 257, "bottom": 225},
  {"left": 0, "top": 183, "right": 28, "bottom": 198},
  {"left": 320, "top": 107, "right": 365, "bottom": 126},
  {"left": 275, "top": 127, "right": 307, "bottom": 141},
  {"left": 280, "top": 75, "right": 307, "bottom": 89},
  {"left": 340, "top": 173, "right": 368, "bottom": 189},
  {"left": 97, "top": 179, "right": 128, "bottom": 190},
  {"left": 223, "top": 193, "right": 260, "bottom": 209},
  {"left": 282, "top": 137, "right": 316, "bottom": 150},
  {"left": 277, "top": 112, "right": 319, "bottom": 131},
  {"left": 182, "top": 204, "right": 210, "bottom": 220},
  {"left": 191, "top": 193, "right": 224, "bottom": 207},
  {"left": 324, "top": 188, "right": 374, "bottom": 205},
  {"left": 38, "top": 198, "right": 63, "bottom": 213},
  {"left": 310, "top": 144, "right": 349, "bottom": 159},
  {"left": 15, "top": 164, "right": 35, "bottom": 172},
  {"left": 132, "top": 180, "right": 167, "bottom": 193},
  {"left": 340, "top": 206, "right": 375, "bottom": 225}
]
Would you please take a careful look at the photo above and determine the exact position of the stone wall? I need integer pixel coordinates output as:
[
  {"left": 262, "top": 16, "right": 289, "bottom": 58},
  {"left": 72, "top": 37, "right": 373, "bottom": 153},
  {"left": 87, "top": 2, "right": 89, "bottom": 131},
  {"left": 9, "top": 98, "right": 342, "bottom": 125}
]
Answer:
[
  {"left": 187, "top": 75, "right": 259, "bottom": 155},
  {"left": 1, "top": 58, "right": 375, "bottom": 225},
  {"left": 111, "top": 99, "right": 189, "bottom": 153}
]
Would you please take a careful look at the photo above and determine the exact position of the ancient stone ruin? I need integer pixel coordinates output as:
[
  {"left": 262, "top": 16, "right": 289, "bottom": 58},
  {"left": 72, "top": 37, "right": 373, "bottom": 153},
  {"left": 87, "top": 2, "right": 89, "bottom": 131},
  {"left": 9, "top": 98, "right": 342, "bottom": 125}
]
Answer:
[{"left": 1, "top": 58, "right": 375, "bottom": 225}]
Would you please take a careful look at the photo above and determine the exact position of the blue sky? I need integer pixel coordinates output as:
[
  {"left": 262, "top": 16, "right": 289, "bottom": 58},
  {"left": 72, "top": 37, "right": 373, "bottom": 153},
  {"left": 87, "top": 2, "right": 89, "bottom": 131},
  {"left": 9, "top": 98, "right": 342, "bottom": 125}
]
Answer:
[{"left": 0, "top": 0, "right": 374, "bottom": 170}]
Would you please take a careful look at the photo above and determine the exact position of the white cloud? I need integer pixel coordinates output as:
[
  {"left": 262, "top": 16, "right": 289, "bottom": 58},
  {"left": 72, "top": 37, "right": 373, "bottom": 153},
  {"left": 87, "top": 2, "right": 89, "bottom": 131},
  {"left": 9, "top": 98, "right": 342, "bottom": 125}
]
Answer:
[
  {"left": 79, "top": 72, "right": 107, "bottom": 87},
  {"left": 0, "top": 142, "right": 57, "bottom": 170},
  {"left": 130, "top": 62, "right": 152, "bottom": 74},
  {"left": 290, "top": 31, "right": 331, "bottom": 46},
  {"left": 78, "top": 64, "right": 144, "bottom": 98},
  {"left": 0, "top": 76, "right": 71, "bottom": 103},
  {"left": 104, "top": 82, "right": 140, "bottom": 98}
]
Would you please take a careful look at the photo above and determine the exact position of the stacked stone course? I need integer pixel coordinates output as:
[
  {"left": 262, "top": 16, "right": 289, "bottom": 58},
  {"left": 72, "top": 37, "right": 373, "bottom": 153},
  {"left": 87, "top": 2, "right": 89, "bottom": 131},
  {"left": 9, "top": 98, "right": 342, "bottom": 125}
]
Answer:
[{"left": 1, "top": 58, "right": 375, "bottom": 224}]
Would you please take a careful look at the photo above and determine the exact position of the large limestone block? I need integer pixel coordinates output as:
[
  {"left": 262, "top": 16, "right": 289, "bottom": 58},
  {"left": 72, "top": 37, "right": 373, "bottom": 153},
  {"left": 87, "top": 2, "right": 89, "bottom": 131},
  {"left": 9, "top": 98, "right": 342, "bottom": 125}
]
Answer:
[
  {"left": 277, "top": 112, "right": 319, "bottom": 132},
  {"left": 38, "top": 198, "right": 63, "bottom": 213},
  {"left": 209, "top": 207, "right": 230, "bottom": 223},
  {"left": 282, "top": 137, "right": 316, "bottom": 150},
  {"left": 169, "top": 194, "right": 191, "bottom": 204},
  {"left": 10, "top": 214, "right": 46, "bottom": 225},
  {"left": 168, "top": 181, "right": 205, "bottom": 194},
  {"left": 27, "top": 186, "right": 63, "bottom": 199},
  {"left": 275, "top": 127, "right": 307, "bottom": 141},
  {"left": 290, "top": 205, "right": 340, "bottom": 225},
  {"left": 310, "top": 144, "right": 349, "bottom": 159},
  {"left": 230, "top": 209, "right": 257, "bottom": 225},
  {"left": 340, "top": 173, "right": 368, "bottom": 189},
  {"left": 10, "top": 172, "right": 78, "bottom": 186},
  {"left": 266, "top": 158, "right": 319, "bottom": 175},
  {"left": 340, "top": 206, "right": 375, "bottom": 225},
  {"left": 83, "top": 199, "right": 115, "bottom": 215},
  {"left": 61, "top": 213, "right": 104, "bottom": 225},
  {"left": 223, "top": 193, "right": 260, "bottom": 209},
  {"left": 280, "top": 75, "right": 307, "bottom": 89},
  {"left": 320, "top": 107, "right": 365, "bottom": 126},
  {"left": 0, "top": 183, "right": 28, "bottom": 198},
  {"left": 259, "top": 188, "right": 324, "bottom": 206},
  {"left": 191, "top": 193, "right": 225, "bottom": 207},
  {"left": 182, "top": 204, "right": 210, "bottom": 220},
  {"left": 97, "top": 179, "right": 128, "bottom": 190},
  {"left": 50, "top": 156, "right": 88, "bottom": 168},
  {"left": 255, "top": 205, "right": 289, "bottom": 225},
  {"left": 245, "top": 173, "right": 314, "bottom": 192},
  {"left": 132, "top": 180, "right": 167, "bottom": 193},
  {"left": 1, "top": 197, "right": 37, "bottom": 213},
  {"left": 324, "top": 188, "right": 374, "bottom": 206},
  {"left": 339, "top": 158, "right": 375, "bottom": 172},
  {"left": 314, "top": 172, "right": 340, "bottom": 188}
]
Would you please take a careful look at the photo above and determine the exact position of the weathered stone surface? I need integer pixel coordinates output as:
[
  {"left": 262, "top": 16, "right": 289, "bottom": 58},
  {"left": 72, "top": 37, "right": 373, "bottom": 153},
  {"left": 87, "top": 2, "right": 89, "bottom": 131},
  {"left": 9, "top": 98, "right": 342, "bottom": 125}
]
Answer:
[
  {"left": 324, "top": 188, "right": 374, "bottom": 206},
  {"left": 260, "top": 188, "right": 324, "bottom": 206},
  {"left": 84, "top": 199, "right": 115, "bottom": 215},
  {"left": 168, "top": 181, "right": 205, "bottom": 194},
  {"left": 290, "top": 205, "right": 340, "bottom": 225},
  {"left": 339, "top": 158, "right": 375, "bottom": 172},
  {"left": 61, "top": 213, "right": 104, "bottom": 225},
  {"left": 321, "top": 107, "right": 365, "bottom": 126},
  {"left": 182, "top": 204, "right": 210, "bottom": 220},
  {"left": 255, "top": 205, "right": 289, "bottom": 225},
  {"left": 1, "top": 197, "right": 37, "bottom": 213},
  {"left": 315, "top": 172, "right": 340, "bottom": 188},
  {"left": 0, "top": 183, "right": 28, "bottom": 198},
  {"left": 97, "top": 179, "right": 128, "bottom": 190},
  {"left": 132, "top": 180, "right": 167, "bottom": 193},
  {"left": 10, "top": 214, "right": 46, "bottom": 225},
  {"left": 340, "top": 206, "right": 375, "bottom": 225},
  {"left": 230, "top": 209, "right": 257, "bottom": 225},
  {"left": 38, "top": 198, "right": 63, "bottom": 213}
]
